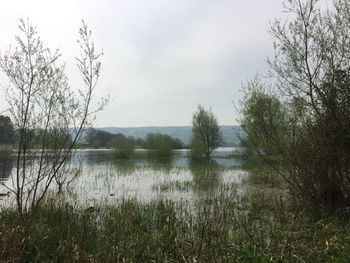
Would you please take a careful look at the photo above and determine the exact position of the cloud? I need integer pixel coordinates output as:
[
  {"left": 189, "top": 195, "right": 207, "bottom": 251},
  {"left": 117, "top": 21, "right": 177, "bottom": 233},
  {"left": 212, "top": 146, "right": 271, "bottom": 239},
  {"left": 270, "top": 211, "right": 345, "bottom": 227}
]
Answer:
[{"left": 0, "top": 0, "right": 284, "bottom": 127}]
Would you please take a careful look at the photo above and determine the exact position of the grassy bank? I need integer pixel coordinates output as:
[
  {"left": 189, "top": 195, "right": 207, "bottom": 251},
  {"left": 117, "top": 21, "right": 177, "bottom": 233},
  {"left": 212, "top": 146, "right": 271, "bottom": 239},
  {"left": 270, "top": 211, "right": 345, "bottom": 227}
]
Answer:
[{"left": 1, "top": 188, "right": 350, "bottom": 262}]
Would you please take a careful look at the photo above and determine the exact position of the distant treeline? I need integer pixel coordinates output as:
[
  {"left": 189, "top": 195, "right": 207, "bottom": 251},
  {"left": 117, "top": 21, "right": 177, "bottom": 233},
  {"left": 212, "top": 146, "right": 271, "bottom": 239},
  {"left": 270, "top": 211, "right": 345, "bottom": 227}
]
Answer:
[
  {"left": 0, "top": 115, "right": 73, "bottom": 147},
  {"left": 0, "top": 115, "right": 185, "bottom": 151},
  {"left": 100, "top": 126, "right": 242, "bottom": 146},
  {"left": 85, "top": 128, "right": 184, "bottom": 149}
]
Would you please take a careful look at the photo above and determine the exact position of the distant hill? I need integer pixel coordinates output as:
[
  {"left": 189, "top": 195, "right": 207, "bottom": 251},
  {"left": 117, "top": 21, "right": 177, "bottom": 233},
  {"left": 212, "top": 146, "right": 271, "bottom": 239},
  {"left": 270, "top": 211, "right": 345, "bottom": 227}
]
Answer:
[{"left": 98, "top": 125, "right": 243, "bottom": 146}]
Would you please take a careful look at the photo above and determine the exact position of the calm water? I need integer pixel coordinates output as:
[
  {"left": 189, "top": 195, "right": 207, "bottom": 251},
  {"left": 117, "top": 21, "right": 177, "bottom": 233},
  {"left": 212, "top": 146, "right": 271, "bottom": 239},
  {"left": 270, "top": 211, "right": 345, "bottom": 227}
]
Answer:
[{"left": 0, "top": 148, "right": 252, "bottom": 208}]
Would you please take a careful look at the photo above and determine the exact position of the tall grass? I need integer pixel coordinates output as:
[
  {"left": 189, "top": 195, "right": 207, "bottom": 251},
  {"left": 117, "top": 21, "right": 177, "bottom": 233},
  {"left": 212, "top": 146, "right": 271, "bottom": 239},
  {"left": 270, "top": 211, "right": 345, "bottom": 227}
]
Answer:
[{"left": 0, "top": 188, "right": 349, "bottom": 262}]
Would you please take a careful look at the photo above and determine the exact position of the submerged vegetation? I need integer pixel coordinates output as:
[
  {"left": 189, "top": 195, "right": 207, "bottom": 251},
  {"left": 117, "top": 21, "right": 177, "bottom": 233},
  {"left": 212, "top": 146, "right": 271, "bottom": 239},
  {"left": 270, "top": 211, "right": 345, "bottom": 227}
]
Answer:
[
  {"left": 143, "top": 133, "right": 183, "bottom": 159},
  {"left": 112, "top": 135, "right": 136, "bottom": 160}
]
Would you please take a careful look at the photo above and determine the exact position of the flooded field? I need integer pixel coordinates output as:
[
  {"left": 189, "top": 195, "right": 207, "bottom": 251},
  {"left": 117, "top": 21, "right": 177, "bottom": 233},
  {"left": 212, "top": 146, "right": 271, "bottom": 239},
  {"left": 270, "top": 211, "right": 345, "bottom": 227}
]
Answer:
[{"left": 0, "top": 148, "right": 262, "bottom": 208}]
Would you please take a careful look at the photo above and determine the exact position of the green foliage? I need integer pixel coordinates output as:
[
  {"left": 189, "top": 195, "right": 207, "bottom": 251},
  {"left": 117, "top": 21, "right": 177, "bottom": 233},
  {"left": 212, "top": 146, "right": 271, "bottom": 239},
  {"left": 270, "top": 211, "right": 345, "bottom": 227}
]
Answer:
[
  {"left": 1, "top": 191, "right": 350, "bottom": 262},
  {"left": 112, "top": 136, "right": 135, "bottom": 159},
  {"left": 36, "top": 128, "right": 73, "bottom": 150},
  {"left": 240, "top": 0, "right": 350, "bottom": 209},
  {"left": 240, "top": 77, "right": 296, "bottom": 160},
  {"left": 190, "top": 135, "right": 207, "bottom": 159},
  {"left": 144, "top": 133, "right": 183, "bottom": 159},
  {"left": 85, "top": 128, "right": 115, "bottom": 148},
  {"left": 102, "top": 126, "right": 241, "bottom": 147},
  {"left": 191, "top": 105, "right": 222, "bottom": 160},
  {"left": 84, "top": 129, "right": 184, "bottom": 156},
  {"left": 287, "top": 71, "right": 350, "bottom": 207},
  {"left": 145, "top": 133, "right": 183, "bottom": 150},
  {"left": 189, "top": 159, "right": 220, "bottom": 190}
]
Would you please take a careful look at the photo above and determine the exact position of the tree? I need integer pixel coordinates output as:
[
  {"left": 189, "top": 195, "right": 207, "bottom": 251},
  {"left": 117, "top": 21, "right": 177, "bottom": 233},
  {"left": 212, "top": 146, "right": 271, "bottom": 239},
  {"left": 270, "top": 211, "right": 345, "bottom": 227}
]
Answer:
[
  {"left": 191, "top": 105, "right": 221, "bottom": 160},
  {"left": 239, "top": 77, "right": 289, "bottom": 158},
  {"left": 144, "top": 133, "right": 178, "bottom": 159},
  {"left": 112, "top": 135, "right": 136, "bottom": 159},
  {"left": 0, "top": 19, "right": 107, "bottom": 214},
  {"left": 85, "top": 128, "right": 115, "bottom": 148},
  {"left": 0, "top": 115, "right": 14, "bottom": 144},
  {"left": 240, "top": 0, "right": 350, "bottom": 208}
]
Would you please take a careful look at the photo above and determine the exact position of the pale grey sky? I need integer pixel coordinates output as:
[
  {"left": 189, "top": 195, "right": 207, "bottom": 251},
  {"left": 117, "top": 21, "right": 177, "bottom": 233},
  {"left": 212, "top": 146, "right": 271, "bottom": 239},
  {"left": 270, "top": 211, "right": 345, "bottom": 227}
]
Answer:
[{"left": 0, "top": 0, "right": 285, "bottom": 127}]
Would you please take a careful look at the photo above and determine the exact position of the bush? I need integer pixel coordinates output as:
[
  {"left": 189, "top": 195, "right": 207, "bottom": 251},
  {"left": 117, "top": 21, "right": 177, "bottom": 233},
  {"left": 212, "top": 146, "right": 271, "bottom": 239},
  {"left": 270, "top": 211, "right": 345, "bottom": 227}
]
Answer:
[
  {"left": 240, "top": 73, "right": 350, "bottom": 208},
  {"left": 144, "top": 133, "right": 183, "bottom": 159},
  {"left": 240, "top": 0, "right": 350, "bottom": 209},
  {"left": 113, "top": 137, "right": 135, "bottom": 159}
]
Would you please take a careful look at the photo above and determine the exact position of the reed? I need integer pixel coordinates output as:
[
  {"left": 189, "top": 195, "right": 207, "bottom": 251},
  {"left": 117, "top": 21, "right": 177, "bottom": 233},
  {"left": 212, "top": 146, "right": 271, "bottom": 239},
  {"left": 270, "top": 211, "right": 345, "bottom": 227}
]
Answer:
[{"left": 0, "top": 187, "right": 349, "bottom": 262}]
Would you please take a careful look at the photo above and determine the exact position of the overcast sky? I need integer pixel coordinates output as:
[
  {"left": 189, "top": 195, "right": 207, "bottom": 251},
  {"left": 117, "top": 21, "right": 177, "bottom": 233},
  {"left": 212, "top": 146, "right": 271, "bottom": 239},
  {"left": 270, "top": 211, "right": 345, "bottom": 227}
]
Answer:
[{"left": 0, "top": 0, "right": 286, "bottom": 127}]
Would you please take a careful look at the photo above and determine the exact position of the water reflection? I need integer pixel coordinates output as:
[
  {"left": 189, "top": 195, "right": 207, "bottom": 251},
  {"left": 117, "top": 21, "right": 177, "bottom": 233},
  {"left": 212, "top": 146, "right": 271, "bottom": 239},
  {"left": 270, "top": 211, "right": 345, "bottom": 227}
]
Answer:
[
  {"left": 0, "top": 150, "right": 14, "bottom": 183},
  {"left": 83, "top": 150, "right": 113, "bottom": 165},
  {"left": 144, "top": 157, "right": 173, "bottom": 172},
  {"left": 111, "top": 156, "right": 174, "bottom": 176},
  {"left": 189, "top": 158, "right": 221, "bottom": 191},
  {"left": 113, "top": 159, "right": 141, "bottom": 176},
  {"left": 0, "top": 148, "right": 248, "bottom": 207}
]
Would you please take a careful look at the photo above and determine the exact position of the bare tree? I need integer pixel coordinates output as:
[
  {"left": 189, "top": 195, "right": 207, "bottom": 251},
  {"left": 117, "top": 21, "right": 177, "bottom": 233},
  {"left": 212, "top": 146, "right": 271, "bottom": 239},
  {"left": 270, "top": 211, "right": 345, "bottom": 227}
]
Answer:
[
  {"left": 0, "top": 19, "right": 107, "bottom": 215},
  {"left": 269, "top": 0, "right": 350, "bottom": 124}
]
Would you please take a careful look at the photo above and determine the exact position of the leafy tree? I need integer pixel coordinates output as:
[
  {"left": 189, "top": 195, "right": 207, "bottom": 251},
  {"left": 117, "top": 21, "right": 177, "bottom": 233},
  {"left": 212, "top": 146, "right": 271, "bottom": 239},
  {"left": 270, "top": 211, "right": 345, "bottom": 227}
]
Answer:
[
  {"left": 240, "top": 0, "right": 350, "bottom": 208},
  {"left": 136, "top": 138, "right": 147, "bottom": 148},
  {"left": 189, "top": 136, "right": 207, "bottom": 160},
  {"left": 0, "top": 19, "right": 106, "bottom": 214},
  {"left": 191, "top": 105, "right": 221, "bottom": 160},
  {"left": 239, "top": 77, "right": 294, "bottom": 159},
  {"left": 144, "top": 133, "right": 183, "bottom": 158},
  {"left": 85, "top": 128, "right": 115, "bottom": 148},
  {"left": 112, "top": 135, "right": 136, "bottom": 159},
  {"left": 144, "top": 133, "right": 176, "bottom": 158}
]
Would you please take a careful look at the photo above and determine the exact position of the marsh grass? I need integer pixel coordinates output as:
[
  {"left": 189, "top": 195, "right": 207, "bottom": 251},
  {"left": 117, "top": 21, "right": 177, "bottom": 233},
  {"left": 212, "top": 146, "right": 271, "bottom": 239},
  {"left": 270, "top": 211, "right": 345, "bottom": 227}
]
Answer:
[
  {"left": 1, "top": 186, "right": 350, "bottom": 262},
  {"left": 1, "top": 153, "right": 349, "bottom": 262},
  {"left": 152, "top": 180, "right": 194, "bottom": 192}
]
